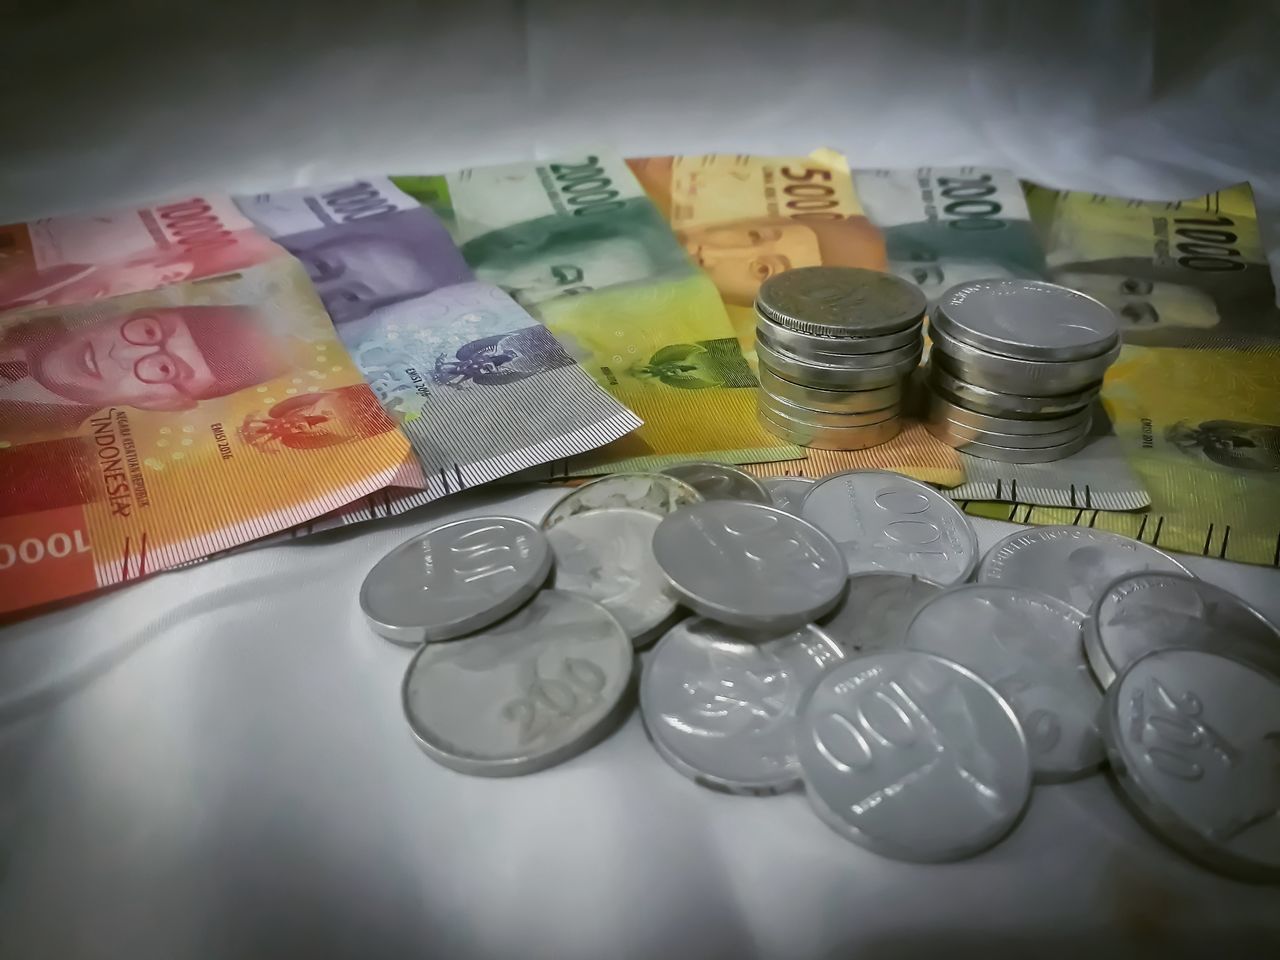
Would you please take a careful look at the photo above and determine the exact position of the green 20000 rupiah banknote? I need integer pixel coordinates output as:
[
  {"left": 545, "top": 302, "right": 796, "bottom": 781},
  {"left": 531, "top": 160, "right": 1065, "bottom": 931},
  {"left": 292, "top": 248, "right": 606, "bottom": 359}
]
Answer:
[
  {"left": 390, "top": 153, "right": 800, "bottom": 475},
  {"left": 965, "top": 182, "right": 1280, "bottom": 567}
]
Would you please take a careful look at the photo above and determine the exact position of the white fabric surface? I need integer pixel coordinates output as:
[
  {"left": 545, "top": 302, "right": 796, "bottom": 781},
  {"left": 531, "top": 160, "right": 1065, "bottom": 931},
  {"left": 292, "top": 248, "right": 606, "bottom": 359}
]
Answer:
[{"left": 3, "top": 2, "right": 1280, "bottom": 957}]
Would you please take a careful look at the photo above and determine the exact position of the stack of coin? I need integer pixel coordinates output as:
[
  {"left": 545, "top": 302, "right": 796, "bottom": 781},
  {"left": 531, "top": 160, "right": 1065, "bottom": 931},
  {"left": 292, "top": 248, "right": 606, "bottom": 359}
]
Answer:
[
  {"left": 754, "top": 266, "right": 927, "bottom": 450},
  {"left": 925, "top": 279, "right": 1120, "bottom": 462}
]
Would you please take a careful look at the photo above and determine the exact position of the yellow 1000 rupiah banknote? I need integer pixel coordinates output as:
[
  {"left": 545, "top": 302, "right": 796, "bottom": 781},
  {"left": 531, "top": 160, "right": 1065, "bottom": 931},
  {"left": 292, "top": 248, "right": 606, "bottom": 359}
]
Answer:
[
  {"left": 629, "top": 151, "right": 963, "bottom": 487},
  {"left": 0, "top": 255, "right": 421, "bottom": 615},
  {"left": 966, "top": 182, "right": 1280, "bottom": 567},
  {"left": 391, "top": 152, "right": 800, "bottom": 474}
]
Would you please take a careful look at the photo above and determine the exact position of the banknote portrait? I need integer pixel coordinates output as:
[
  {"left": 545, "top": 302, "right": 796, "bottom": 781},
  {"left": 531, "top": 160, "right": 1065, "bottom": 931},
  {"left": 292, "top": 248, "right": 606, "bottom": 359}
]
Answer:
[
  {"left": 282, "top": 209, "right": 471, "bottom": 326},
  {"left": 0, "top": 305, "right": 293, "bottom": 441},
  {"left": 459, "top": 198, "right": 692, "bottom": 306},
  {"left": 677, "top": 215, "right": 888, "bottom": 307}
]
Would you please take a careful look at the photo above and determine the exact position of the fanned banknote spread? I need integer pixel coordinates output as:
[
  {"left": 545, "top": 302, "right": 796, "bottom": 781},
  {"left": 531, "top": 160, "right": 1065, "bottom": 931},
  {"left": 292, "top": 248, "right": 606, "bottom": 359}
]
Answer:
[{"left": 4, "top": 150, "right": 1279, "bottom": 621}]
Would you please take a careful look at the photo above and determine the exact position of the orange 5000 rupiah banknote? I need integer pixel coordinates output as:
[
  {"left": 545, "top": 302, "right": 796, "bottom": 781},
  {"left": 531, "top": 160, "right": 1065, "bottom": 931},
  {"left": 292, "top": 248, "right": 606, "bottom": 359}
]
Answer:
[
  {"left": 0, "top": 240, "right": 421, "bottom": 614},
  {"left": 629, "top": 151, "right": 963, "bottom": 486}
]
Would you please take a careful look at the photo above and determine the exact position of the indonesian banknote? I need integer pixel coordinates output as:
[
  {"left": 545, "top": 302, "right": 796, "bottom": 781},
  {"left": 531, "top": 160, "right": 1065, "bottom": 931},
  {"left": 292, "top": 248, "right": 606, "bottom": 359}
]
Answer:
[
  {"left": 391, "top": 152, "right": 801, "bottom": 473},
  {"left": 966, "top": 182, "right": 1280, "bottom": 566},
  {"left": 851, "top": 166, "right": 1150, "bottom": 511},
  {"left": 0, "top": 253, "right": 421, "bottom": 614},
  {"left": 0, "top": 194, "right": 286, "bottom": 311},
  {"left": 235, "top": 178, "right": 641, "bottom": 500},
  {"left": 629, "top": 151, "right": 962, "bottom": 486}
]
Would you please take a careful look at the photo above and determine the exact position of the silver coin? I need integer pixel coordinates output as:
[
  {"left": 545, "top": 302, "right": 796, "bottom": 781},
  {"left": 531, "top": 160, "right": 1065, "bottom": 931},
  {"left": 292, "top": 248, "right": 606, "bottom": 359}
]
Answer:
[
  {"left": 935, "top": 429, "right": 1091, "bottom": 463},
  {"left": 360, "top": 516, "right": 552, "bottom": 645},
  {"left": 820, "top": 572, "right": 945, "bottom": 655},
  {"left": 542, "top": 473, "right": 702, "bottom": 530},
  {"left": 761, "top": 476, "right": 816, "bottom": 515},
  {"left": 925, "top": 412, "right": 1092, "bottom": 450},
  {"left": 934, "top": 279, "right": 1119, "bottom": 362},
  {"left": 758, "top": 328, "right": 922, "bottom": 371},
  {"left": 401, "top": 590, "right": 633, "bottom": 776},
  {"left": 758, "top": 364, "right": 903, "bottom": 414},
  {"left": 905, "top": 585, "right": 1103, "bottom": 781},
  {"left": 758, "top": 405, "right": 902, "bottom": 451},
  {"left": 801, "top": 470, "right": 979, "bottom": 584},
  {"left": 756, "top": 266, "right": 927, "bottom": 338},
  {"left": 756, "top": 337, "right": 920, "bottom": 391},
  {"left": 759, "top": 389, "right": 898, "bottom": 429},
  {"left": 546, "top": 508, "right": 679, "bottom": 647},
  {"left": 1101, "top": 649, "right": 1280, "bottom": 881},
  {"left": 928, "top": 359, "right": 1100, "bottom": 419},
  {"left": 978, "top": 526, "right": 1192, "bottom": 617},
  {"left": 757, "top": 311, "right": 922, "bottom": 357},
  {"left": 797, "top": 650, "right": 1032, "bottom": 862},
  {"left": 661, "top": 460, "right": 771, "bottom": 504},
  {"left": 926, "top": 387, "right": 1092, "bottom": 436},
  {"left": 641, "top": 618, "right": 845, "bottom": 794},
  {"left": 1086, "top": 572, "right": 1280, "bottom": 688},
  {"left": 929, "top": 322, "right": 1119, "bottom": 396},
  {"left": 652, "top": 501, "right": 848, "bottom": 631}
]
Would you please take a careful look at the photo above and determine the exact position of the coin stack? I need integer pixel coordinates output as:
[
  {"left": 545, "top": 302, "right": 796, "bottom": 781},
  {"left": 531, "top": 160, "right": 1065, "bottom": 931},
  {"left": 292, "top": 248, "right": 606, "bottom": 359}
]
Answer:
[
  {"left": 924, "top": 279, "right": 1120, "bottom": 462},
  {"left": 754, "top": 266, "right": 927, "bottom": 450}
]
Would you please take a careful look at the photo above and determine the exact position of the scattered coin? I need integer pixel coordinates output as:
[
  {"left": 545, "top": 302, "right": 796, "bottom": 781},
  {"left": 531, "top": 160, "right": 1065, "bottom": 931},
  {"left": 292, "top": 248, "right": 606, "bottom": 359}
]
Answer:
[
  {"left": 801, "top": 470, "right": 978, "bottom": 584},
  {"left": 797, "top": 650, "right": 1032, "bottom": 862},
  {"left": 360, "top": 516, "right": 552, "bottom": 645},
  {"left": 905, "top": 585, "right": 1103, "bottom": 781},
  {"left": 761, "top": 476, "right": 816, "bottom": 515},
  {"left": 978, "top": 526, "right": 1192, "bottom": 616},
  {"left": 661, "top": 461, "right": 771, "bottom": 504},
  {"left": 652, "top": 501, "right": 848, "bottom": 631},
  {"left": 1101, "top": 649, "right": 1280, "bottom": 882},
  {"left": 1085, "top": 572, "right": 1280, "bottom": 688},
  {"left": 820, "top": 572, "right": 945, "bottom": 655},
  {"left": 546, "top": 508, "right": 679, "bottom": 647},
  {"left": 756, "top": 265, "right": 927, "bottom": 338},
  {"left": 542, "top": 473, "right": 702, "bottom": 530},
  {"left": 401, "top": 590, "right": 633, "bottom": 777},
  {"left": 933, "top": 279, "right": 1119, "bottom": 362},
  {"left": 641, "top": 618, "right": 845, "bottom": 794}
]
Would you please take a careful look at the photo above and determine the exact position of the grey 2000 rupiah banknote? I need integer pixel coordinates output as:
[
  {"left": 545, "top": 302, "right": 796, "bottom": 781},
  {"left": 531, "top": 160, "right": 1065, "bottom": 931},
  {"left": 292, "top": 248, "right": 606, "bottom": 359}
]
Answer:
[
  {"left": 967, "top": 182, "right": 1280, "bottom": 567},
  {"left": 851, "top": 165, "right": 1151, "bottom": 513},
  {"left": 391, "top": 153, "right": 800, "bottom": 475},
  {"left": 235, "top": 178, "right": 641, "bottom": 502}
]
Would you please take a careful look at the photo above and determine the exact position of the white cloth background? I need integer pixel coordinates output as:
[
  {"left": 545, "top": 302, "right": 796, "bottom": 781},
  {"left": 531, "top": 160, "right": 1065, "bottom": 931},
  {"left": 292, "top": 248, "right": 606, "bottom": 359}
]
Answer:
[{"left": 2, "top": 2, "right": 1279, "bottom": 957}]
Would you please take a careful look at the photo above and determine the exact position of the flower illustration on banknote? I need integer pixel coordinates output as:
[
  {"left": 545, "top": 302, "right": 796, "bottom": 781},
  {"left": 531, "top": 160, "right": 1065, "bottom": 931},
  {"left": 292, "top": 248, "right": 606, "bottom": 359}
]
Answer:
[{"left": 629, "top": 338, "right": 757, "bottom": 390}]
